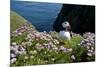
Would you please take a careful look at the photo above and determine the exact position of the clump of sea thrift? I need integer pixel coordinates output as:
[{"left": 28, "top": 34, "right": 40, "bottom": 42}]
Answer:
[
  {"left": 10, "top": 24, "right": 95, "bottom": 66},
  {"left": 79, "top": 32, "right": 95, "bottom": 57}
]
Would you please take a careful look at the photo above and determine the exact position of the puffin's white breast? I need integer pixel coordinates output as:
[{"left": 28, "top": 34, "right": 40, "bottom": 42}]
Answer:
[{"left": 59, "top": 31, "right": 71, "bottom": 40}]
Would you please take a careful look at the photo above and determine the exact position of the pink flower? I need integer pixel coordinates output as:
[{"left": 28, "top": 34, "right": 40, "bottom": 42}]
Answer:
[{"left": 11, "top": 58, "right": 16, "bottom": 64}]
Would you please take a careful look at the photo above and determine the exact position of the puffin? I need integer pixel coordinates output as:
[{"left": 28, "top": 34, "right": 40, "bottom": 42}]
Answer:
[{"left": 59, "top": 21, "right": 71, "bottom": 40}]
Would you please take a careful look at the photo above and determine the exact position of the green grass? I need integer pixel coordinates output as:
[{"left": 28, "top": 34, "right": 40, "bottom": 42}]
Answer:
[
  {"left": 10, "top": 11, "right": 35, "bottom": 32},
  {"left": 10, "top": 11, "right": 28, "bottom": 31}
]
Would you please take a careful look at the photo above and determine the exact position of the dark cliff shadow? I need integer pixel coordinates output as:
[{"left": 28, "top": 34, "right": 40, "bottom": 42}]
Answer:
[{"left": 53, "top": 4, "right": 95, "bottom": 35}]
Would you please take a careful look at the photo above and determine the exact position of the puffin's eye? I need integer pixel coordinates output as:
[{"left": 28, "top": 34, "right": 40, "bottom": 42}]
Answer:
[{"left": 65, "top": 23, "right": 66, "bottom": 24}]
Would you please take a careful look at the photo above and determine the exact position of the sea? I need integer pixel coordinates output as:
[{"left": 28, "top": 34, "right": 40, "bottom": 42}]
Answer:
[{"left": 11, "top": 0, "right": 62, "bottom": 32}]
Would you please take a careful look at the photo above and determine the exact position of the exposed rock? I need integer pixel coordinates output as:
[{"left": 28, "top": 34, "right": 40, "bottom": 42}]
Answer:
[{"left": 53, "top": 4, "right": 95, "bottom": 34}]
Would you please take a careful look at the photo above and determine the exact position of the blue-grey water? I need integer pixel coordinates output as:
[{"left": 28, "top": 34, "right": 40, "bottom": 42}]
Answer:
[{"left": 11, "top": 1, "right": 62, "bottom": 32}]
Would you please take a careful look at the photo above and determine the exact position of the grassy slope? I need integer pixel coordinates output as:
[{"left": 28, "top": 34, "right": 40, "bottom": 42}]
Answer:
[{"left": 10, "top": 11, "right": 35, "bottom": 31}]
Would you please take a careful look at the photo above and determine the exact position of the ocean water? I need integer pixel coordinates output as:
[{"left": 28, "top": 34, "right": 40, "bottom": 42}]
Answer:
[{"left": 11, "top": 1, "right": 62, "bottom": 32}]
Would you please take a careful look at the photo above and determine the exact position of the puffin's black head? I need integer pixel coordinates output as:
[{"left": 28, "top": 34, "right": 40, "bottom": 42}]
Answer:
[
  {"left": 62, "top": 21, "right": 71, "bottom": 31},
  {"left": 53, "top": 20, "right": 71, "bottom": 32}
]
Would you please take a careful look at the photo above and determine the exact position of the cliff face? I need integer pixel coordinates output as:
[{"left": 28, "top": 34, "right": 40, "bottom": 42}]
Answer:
[{"left": 53, "top": 4, "right": 95, "bottom": 34}]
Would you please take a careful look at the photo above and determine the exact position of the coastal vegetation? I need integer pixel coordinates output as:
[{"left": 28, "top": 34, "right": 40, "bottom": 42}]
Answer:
[{"left": 10, "top": 11, "right": 95, "bottom": 66}]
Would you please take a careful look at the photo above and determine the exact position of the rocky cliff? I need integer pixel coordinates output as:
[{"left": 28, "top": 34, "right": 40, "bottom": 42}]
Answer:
[{"left": 53, "top": 4, "right": 95, "bottom": 34}]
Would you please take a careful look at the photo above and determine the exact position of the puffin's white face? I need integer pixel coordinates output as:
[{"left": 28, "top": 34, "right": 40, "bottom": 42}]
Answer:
[{"left": 62, "top": 21, "right": 70, "bottom": 28}]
